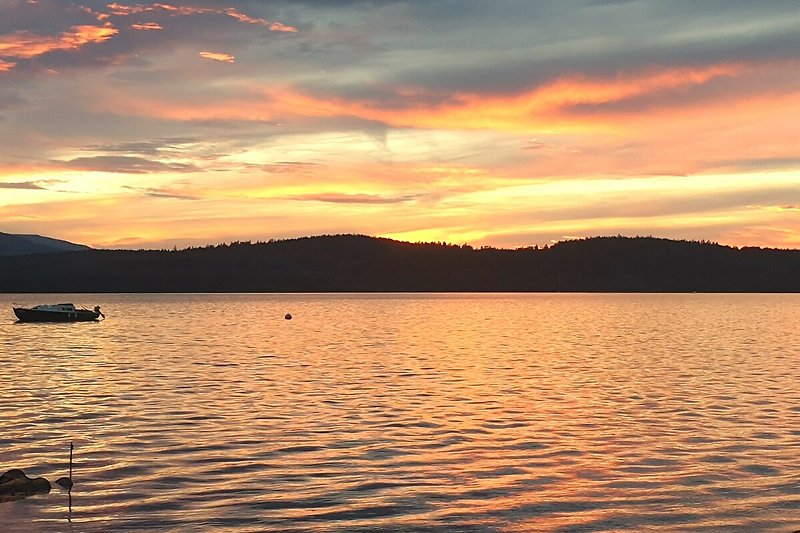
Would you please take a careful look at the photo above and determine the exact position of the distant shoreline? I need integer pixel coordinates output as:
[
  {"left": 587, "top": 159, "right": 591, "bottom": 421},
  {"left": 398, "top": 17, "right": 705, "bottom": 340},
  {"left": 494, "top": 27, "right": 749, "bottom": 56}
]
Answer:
[{"left": 2, "top": 235, "right": 799, "bottom": 293}]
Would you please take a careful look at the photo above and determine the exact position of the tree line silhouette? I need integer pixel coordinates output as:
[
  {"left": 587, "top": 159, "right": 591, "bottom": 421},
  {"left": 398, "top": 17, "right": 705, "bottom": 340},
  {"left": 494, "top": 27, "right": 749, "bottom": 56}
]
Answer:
[{"left": 1, "top": 235, "right": 798, "bottom": 293}]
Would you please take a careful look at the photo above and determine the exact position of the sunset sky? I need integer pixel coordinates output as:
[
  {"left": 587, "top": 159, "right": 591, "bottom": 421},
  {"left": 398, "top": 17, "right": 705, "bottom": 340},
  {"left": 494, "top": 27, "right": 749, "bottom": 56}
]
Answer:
[{"left": 1, "top": 0, "right": 799, "bottom": 250}]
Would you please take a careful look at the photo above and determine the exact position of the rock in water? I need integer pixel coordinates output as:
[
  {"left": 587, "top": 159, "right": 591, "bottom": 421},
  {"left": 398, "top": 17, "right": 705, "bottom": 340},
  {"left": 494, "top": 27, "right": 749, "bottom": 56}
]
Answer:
[
  {"left": 0, "top": 469, "right": 51, "bottom": 500},
  {"left": 56, "top": 477, "right": 73, "bottom": 490},
  {"left": 0, "top": 469, "right": 27, "bottom": 484}
]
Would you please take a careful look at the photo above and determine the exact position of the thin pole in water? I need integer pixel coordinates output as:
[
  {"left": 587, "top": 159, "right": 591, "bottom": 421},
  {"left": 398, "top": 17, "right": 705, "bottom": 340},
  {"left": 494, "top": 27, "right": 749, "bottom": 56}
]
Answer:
[
  {"left": 57, "top": 442, "right": 75, "bottom": 490},
  {"left": 68, "top": 441, "right": 73, "bottom": 522}
]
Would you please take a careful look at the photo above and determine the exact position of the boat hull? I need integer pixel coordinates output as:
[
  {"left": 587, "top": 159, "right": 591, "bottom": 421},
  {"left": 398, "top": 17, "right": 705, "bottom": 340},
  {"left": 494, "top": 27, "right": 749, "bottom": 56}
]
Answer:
[{"left": 13, "top": 308, "right": 100, "bottom": 322}]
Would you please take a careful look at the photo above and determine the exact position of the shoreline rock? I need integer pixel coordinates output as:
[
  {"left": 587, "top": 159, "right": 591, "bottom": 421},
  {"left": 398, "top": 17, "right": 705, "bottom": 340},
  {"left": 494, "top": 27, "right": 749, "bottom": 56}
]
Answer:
[{"left": 0, "top": 469, "right": 52, "bottom": 502}]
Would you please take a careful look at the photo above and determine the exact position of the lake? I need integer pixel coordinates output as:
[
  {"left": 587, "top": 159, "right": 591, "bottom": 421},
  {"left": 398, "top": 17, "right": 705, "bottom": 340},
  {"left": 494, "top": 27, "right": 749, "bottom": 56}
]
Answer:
[{"left": 2, "top": 293, "right": 800, "bottom": 532}]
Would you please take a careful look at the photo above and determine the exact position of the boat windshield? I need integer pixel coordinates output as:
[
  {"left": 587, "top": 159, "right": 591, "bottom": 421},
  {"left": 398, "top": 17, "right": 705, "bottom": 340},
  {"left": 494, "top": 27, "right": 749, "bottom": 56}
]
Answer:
[{"left": 31, "top": 303, "right": 76, "bottom": 312}]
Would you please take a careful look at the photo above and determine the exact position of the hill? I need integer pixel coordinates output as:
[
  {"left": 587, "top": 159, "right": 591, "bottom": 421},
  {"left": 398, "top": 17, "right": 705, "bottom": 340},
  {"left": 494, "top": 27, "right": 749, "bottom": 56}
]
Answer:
[
  {"left": 0, "top": 232, "right": 90, "bottom": 256},
  {"left": 0, "top": 234, "right": 798, "bottom": 292}
]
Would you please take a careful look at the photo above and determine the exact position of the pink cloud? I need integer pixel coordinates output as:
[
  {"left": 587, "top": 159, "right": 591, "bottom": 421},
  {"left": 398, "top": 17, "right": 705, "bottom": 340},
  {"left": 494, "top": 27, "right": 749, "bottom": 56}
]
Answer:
[{"left": 267, "top": 22, "right": 298, "bottom": 33}]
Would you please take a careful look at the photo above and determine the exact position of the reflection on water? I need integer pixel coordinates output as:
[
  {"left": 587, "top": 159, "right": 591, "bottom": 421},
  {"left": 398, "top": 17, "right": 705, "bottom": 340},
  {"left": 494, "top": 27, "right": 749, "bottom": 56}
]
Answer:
[{"left": 2, "top": 293, "right": 800, "bottom": 531}]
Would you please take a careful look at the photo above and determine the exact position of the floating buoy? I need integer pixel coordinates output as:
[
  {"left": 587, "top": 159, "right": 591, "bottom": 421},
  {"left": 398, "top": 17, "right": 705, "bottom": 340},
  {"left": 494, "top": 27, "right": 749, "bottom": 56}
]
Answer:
[{"left": 285, "top": 313, "right": 292, "bottom": 320}]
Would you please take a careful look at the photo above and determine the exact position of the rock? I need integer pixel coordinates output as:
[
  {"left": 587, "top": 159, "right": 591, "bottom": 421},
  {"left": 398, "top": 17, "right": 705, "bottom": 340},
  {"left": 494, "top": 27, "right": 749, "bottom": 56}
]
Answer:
[
  {"left": 285, "top": 313, "right": 292, "bottom": 320},
  {"left": 0, "top": 469, "right": 27, "bottom": 484},
  {"left": 0, "top": 469, "right": 51, "bottom": 500},
  {"left": 55, "top": 477, "right": 73, "bottom": 490}
]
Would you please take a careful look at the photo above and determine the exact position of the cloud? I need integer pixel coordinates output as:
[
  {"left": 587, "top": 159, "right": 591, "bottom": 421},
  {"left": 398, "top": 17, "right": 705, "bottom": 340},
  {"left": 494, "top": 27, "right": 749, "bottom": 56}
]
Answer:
[
  {"left": 288, "top": 192, "right": 419, "bottom": 204},
  {"left": 291, "top": 1, "right": 800, "bottom": 109},
  {"left": 3, "top": 0, "right": 800, "bottom": 250},
  {"left": 102, "top": 59, "right": 765, "bottom": 137},
  {"left": 105, "top": 2, "right": 297, "bottom": 32},
  {"left": 123, "top": 185, "right": 200, "bottom": 200},
  {"left": 199, "top": 51, "right": 235, "bottom": 63},
  {"left": 260, "top": 161, "right": 324, "bottom": 173},
  {"left": 81, "top": 137, "right": 202, "bottom": 156},
  {"left": 0, "top": 1, "right": 297, "bottom": 75},
  {"left": 715, "top": 157, "right": 800, "bottom": 172},
  {"left": 0, "top": 24, "right": 118, "bottom": 71},
  {"left": 131, "top": 22, "right": 163, "bottom": 31},
  {"left": 523, "top": 138, "right": 557, "bottom": 151},
  {"left": 585, "top": 0, "right": 638, "bottom": 6},
  {"left": 58, "top": 156, "right": 199, "bottom": 174},
  {"left": 0, "top": 181, "right": 44, "bottom": 189}
]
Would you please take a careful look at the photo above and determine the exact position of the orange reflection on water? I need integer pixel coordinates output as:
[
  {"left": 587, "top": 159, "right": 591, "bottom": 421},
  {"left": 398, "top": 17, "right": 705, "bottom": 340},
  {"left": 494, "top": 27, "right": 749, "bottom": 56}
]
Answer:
[{"left": 2, "top": 294, "right": 800, "bottom": 531}]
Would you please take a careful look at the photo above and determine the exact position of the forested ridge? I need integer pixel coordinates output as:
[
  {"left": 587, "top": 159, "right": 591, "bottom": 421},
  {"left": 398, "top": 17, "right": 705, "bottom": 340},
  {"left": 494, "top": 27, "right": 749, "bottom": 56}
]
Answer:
[{"left": 1, "top": 235, "right": 799, "bottom": 293}]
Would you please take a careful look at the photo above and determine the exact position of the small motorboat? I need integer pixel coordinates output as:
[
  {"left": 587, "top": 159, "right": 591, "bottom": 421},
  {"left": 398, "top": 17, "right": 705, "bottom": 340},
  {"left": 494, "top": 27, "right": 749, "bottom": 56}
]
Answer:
[{"left": 12, "top": 303, "right": 104, "bottom": 322}]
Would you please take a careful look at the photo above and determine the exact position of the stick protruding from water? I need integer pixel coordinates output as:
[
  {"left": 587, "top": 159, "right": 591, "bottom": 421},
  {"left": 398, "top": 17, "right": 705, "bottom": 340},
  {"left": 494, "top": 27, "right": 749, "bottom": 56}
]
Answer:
[{"left": 56, "top": 441, "right": 74, "bottom": 491}]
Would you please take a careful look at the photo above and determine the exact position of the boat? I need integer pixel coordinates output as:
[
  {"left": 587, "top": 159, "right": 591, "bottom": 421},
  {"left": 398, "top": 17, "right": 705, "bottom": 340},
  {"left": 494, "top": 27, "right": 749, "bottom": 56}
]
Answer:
[{"left": 12, "top": 303, "right": 104, "bottom": 322}]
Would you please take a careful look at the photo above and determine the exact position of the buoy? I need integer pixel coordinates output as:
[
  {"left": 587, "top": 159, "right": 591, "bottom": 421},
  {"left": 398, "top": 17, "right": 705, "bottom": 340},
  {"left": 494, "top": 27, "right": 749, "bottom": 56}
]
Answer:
[{"left": 285, "top": 313, "right": 292, "bottom": 320}]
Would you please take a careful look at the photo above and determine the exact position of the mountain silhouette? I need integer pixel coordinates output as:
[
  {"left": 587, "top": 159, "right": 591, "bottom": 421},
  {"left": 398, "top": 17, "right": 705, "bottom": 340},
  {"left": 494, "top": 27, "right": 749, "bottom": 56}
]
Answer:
[
  {"left": 0, "top": 232, "right": 91, "bottom": 256},
  {"left": 1, "top": 234, "right": 798, "bottom": 292}
]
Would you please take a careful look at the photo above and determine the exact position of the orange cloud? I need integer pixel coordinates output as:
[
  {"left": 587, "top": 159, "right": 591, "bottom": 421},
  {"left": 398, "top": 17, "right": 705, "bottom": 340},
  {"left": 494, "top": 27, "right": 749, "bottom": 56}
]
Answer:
[
  {"left": 85, "top": 58, "right": 800, "bottom": 185},
  {"left": 105, "top": 3, "right": 297, "bottom": 32},
  {"left": 106, "top": 3, "right": 180, "bottom": 16},
  {"left": 223, "top": 8, "right": 297, "bottom": 32},
  {"left": 131, "top": 22, "right": 163, "bottom": 30},
  {"left": 0, "top": 25, "right": 118, "bottom": 69},
  {"left": 199, "top": 51, "right": 234, "bottom": 63},
  {"left": 100, "top": 61, "right": 750, "bottom": 133},
  {"left": 78, "top": 4, "right": 111, "bottom": 22},
  {"left": 369, "top": 63, "right": 747, "bottom": 131}
]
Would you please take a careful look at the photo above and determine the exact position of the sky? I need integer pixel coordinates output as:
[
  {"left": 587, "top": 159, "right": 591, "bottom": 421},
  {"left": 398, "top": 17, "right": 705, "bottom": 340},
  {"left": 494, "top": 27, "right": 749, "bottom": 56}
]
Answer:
[{"left": 1, "top": 0, "right": 799, "bottom": 250}]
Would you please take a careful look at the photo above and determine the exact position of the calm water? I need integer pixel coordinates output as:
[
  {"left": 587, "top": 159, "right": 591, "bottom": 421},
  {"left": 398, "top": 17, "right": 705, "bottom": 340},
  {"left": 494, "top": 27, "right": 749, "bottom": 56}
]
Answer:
[{"left": 2, "top": 293, "right": 800, "bottom": 532}]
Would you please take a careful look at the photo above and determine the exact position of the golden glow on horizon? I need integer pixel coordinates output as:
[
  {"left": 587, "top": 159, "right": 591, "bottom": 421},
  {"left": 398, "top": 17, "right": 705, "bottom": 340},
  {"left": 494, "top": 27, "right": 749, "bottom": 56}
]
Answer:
[{"left": 5, "top": 163, "right": 797, "bottom": 250}]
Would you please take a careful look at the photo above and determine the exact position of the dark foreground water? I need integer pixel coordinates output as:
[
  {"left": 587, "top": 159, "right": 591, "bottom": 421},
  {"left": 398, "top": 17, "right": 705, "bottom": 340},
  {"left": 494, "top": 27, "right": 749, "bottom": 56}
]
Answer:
[{"left": 2, "top": 293, "right": 800, "bottom": 532}]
